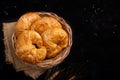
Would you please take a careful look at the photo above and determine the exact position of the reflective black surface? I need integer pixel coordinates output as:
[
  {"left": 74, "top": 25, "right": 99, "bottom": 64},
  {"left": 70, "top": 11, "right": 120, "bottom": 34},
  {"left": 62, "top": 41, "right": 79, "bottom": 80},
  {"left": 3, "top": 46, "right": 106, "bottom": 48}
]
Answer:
[{"left": 0, "top": 0, "right": 120, "bottom": 80}]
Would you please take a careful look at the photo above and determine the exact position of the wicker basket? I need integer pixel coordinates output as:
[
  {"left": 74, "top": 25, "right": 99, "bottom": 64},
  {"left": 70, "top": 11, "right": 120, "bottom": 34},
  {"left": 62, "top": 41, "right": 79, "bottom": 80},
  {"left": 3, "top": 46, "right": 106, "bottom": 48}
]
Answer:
[{"left": 11, "top": 11, "right": 72, "bottom": 78}]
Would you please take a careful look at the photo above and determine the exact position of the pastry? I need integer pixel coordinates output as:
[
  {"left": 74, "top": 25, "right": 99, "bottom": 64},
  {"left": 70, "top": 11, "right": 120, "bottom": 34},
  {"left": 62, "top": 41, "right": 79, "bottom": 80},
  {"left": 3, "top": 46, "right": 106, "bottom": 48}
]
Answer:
[
  {"left": 41, "top": 28, "right": 68, "bottom": 58},
  {"left": 15, "top": 12, "right": 41, "bottom": 37},
  {"left": 15, "top": 30, "right": 47, "bottom": 64},
  {"left": 31, "top": 16, "right": 62, "bottom": 34}
]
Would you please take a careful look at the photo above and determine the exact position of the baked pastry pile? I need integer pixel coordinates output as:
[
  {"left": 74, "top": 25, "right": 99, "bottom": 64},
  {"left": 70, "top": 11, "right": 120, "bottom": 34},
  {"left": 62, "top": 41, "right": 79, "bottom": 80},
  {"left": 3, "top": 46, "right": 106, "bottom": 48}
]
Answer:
[{"left": 15, "top": 12, "right": 68, "bottom": 64}]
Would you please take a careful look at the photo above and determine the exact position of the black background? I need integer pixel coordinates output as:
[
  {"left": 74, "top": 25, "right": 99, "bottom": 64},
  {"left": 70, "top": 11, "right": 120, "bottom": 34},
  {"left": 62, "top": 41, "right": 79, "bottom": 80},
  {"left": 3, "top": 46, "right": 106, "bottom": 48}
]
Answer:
[{"left": 0, "top": 0, "right": 120, "bottom": 80}]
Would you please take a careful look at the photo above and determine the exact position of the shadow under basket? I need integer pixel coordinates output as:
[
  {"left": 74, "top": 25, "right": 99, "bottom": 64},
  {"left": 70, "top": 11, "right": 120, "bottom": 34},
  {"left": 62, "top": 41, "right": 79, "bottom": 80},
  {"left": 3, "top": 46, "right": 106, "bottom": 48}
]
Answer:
[{"left": 3, "top": 12, "right": 72, "bottom": 79}]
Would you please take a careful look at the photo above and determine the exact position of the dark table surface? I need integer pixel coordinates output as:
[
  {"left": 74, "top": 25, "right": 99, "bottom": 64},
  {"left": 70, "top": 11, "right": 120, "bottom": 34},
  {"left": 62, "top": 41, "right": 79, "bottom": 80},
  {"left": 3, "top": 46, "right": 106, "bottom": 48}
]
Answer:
[{"left": 0, "top": 0, "right": 120, "bottom": 80}]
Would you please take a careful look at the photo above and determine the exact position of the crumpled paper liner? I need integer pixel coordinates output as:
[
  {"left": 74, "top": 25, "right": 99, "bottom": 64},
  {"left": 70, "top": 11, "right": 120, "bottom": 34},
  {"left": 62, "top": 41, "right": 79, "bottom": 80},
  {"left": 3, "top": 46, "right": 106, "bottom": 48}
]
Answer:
[{"left": 2, "top": 12, "right": 72, "bottom": 80}]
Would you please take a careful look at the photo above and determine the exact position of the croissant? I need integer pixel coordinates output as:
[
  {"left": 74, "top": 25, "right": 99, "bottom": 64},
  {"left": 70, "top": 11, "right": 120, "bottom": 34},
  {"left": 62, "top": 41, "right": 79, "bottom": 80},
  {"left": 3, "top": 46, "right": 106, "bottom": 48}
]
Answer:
[
  {"left": 31, "top": 16, "right": 62, "bottom": 34},
  {"left": 15, "top": 12, "right": 41, "bottom": 37},
  {"left": 15, "top": 30, "right": 47, "bottom": 64},
  {"left": 41, "top": 28, "right": 68, "bottom": 58}
]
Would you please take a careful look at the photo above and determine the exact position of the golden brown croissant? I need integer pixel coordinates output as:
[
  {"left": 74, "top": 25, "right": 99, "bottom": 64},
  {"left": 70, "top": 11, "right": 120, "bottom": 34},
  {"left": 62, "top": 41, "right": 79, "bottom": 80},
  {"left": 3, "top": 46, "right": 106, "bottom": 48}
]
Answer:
[
  {"left": 15, "top": 30, "right": 47, "bottom": 64},
  {"left": 31, "top": 16, "right": 62, "bottom": 34},
  {"left": 41, "top": 28, "right": 68, "bottom": 58},
  {"left": 15, "top": 12, "right": 41, "bottom": 37}
]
